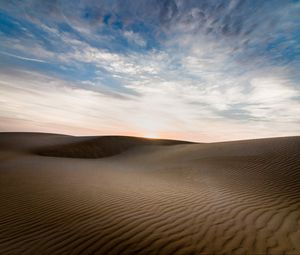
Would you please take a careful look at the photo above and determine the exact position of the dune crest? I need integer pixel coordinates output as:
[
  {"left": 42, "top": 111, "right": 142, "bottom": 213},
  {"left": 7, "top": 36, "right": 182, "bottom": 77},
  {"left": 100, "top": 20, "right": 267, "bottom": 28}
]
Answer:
[{"left": 34, "top": 135, "right": 193, "bottom": 158}]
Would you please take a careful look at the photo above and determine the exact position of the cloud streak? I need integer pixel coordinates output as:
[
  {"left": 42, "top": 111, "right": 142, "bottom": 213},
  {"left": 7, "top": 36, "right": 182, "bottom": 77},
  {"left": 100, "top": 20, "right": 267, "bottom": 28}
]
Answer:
[{"left": 0, "top": 50, "right": 46, "bottom": 63}]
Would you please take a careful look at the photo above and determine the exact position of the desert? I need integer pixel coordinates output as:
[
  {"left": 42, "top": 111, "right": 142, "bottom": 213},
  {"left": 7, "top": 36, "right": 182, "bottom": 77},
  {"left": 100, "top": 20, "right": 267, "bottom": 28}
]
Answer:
[{"left": 0, "top": 132, "right": 299, "bottom": 254}]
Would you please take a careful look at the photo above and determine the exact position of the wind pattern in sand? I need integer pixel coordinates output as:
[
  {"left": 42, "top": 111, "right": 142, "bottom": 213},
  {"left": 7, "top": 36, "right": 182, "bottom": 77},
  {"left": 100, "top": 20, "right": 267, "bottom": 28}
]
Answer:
[{"left": 0, "top": 133, "right": 299, "bottom": 254}]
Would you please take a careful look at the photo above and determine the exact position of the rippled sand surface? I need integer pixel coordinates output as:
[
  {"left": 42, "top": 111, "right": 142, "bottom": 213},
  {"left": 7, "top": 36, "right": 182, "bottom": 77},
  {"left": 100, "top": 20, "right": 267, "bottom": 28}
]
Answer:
[{"left": 0, "top": 133, "right": 299, "bottom": 254}]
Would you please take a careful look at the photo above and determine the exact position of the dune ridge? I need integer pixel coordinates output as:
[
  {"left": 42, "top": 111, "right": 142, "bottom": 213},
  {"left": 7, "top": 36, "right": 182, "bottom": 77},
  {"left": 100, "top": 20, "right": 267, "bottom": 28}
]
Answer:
[
  {"left": 34, "top": 135, "right": 194, "bottom": 158},
  {"left": 0, "top": 133, "right": 299, "bottom": 254}
]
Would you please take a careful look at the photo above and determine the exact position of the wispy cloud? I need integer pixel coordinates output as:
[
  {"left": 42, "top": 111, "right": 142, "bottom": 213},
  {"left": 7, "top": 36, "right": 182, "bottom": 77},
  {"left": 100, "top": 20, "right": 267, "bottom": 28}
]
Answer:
[
  {"left": 0, "top": 50, "right": 46, "bottom": 63},
  {"left": 123, "top": 30, "right": 147, "bottom": 47}
]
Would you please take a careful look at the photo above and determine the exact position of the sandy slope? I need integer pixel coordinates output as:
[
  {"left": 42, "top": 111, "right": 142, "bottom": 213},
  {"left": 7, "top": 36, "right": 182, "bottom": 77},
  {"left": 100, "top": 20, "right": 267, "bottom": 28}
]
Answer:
[{"left": 0, "top": 133, "right": 299, "bottom": 255}]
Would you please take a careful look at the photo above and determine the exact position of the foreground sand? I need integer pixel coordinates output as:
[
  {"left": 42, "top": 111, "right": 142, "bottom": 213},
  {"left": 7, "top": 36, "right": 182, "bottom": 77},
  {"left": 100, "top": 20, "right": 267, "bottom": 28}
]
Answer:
[{"left": 0, "top": 133, "right": 299, "bottom": 255}]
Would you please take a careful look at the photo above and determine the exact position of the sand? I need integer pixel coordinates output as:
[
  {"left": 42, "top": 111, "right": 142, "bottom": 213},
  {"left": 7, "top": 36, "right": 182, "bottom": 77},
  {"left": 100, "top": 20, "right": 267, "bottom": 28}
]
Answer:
[{"left": 0, "top": 133, "right": 299, "bottom": 255}]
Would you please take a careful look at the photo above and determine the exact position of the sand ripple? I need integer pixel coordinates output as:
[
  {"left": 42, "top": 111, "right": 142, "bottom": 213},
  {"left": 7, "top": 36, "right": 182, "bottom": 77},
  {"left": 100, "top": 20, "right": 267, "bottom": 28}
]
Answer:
[{"left": 0, "top": 134, "right": 299, "bottom": 254}]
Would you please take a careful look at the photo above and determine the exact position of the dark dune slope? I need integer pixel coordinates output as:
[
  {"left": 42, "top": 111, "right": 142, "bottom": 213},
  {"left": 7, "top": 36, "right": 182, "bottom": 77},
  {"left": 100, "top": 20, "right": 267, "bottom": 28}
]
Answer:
[{"left": 34, "top": 135, "right": 194, "bottom": 158}]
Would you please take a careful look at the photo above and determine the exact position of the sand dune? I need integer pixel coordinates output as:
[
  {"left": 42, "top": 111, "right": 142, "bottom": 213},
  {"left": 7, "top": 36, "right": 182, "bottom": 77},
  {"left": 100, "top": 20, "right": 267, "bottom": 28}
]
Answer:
[
  {"left": 34, "top": 135, "right": 193, "bottom": 158},
  {"left": 0, "top": 133, "right": 299, "bottom": 254}
]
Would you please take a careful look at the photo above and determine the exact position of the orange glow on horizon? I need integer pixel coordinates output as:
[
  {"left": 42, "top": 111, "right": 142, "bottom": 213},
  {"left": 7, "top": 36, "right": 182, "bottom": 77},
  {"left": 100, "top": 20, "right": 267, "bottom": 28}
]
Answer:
[{"left": 142, "top": 132, "right": 160, "bottom": 139}]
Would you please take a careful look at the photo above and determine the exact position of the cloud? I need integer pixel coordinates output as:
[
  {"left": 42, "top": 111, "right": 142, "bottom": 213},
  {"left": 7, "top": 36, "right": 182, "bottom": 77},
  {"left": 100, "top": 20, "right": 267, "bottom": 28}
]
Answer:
[
  {"left": 1, "top": 65, "right": 299, "bottom": 142},
  {"left": 0, "top": 69, "right": 133, "bottom": 132},
  {"left": 0, "top": 0, "right": 299, "bottom": 141},
  {"left": 123, "top": 30, "right": 146, "bottom": 47},
  {"left": 245, "top": 76, "right": 300, "bottom": 122},
  {"left": 0, "top": 50, "right": 47, "bottom": 63}
]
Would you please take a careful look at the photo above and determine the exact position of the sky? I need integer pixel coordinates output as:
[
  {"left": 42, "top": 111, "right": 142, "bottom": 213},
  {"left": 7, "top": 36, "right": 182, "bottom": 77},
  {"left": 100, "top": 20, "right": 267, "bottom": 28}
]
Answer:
[{"left": 0, "top": 0, "right": 299, "bottom": 142}]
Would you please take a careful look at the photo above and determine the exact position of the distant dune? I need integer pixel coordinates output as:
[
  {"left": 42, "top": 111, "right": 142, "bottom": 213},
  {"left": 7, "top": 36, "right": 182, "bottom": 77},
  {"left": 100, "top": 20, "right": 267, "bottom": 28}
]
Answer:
[
  {"left": 34, "top": 135, "right": 194, "bottom": 158},
  {"left": 0, "top": 133, "right": 299, "bottom": 254}
]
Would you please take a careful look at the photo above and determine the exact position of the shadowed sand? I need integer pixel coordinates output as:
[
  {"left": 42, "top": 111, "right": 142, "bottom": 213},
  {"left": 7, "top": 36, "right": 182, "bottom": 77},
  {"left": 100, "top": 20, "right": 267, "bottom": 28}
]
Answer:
[{"left": 0, "top": 133, "right": 299, "bottom": 254}]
